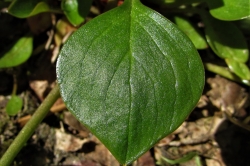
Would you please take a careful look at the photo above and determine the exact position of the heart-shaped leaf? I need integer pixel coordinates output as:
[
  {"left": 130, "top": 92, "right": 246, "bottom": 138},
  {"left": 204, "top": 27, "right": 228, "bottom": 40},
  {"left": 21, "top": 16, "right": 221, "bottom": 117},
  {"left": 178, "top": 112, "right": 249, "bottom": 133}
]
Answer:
[
  {"left": 8, "top": 0, "right": 50, "bottom": 18},
  {"left": 56, "top": 0, "right": 204, "bottom": 164},
  {"left": 202, "top": 12, "right": 249, "bottom": 63},
  {"left": 61, "top": 0, "right": 93, "bottom": 26},
  {"left": 0, "top": 35, "right": 33, "bottom": 68},
  {"left": 205, "top": 0, "right": 250, "bottom": 20}
]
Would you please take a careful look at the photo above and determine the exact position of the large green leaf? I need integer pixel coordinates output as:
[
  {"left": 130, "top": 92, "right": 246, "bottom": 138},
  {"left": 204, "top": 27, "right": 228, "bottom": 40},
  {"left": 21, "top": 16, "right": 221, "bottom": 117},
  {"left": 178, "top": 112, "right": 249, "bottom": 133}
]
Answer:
[
  {"left": 56, "top": 0, "right": 204, "bottom": 164},
  {"left": 172, "top": 15, "right": 207, "bottom": 49},
  {"left": 205, "top": 0, "right": 250, "bottom": 21},
  {"left": 61, "top": 0, "right": 93, "bottom": 26},
  {"left": 203, "top": 12, "right": 249, "bottom": 63},
  {"left": 8, "top": 0, "right": 50, "bottom": 18},
  {"left": 0, "top": 35, "right": 33, "bottom": 68}
]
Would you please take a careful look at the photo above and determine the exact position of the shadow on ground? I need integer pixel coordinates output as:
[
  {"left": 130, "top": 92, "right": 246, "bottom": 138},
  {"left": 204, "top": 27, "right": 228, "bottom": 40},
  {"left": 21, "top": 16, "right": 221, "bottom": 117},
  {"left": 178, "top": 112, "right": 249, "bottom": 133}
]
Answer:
[{"left": 215, "top": 120, "right": 250, "bottom": 166}]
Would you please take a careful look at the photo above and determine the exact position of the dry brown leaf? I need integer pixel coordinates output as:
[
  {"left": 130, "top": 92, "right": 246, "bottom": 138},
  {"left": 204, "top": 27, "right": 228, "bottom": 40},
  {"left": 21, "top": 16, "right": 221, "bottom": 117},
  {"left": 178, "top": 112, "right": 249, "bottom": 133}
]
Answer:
[{"left": 54, "top": 128, "right": 87, "bottom": 152}]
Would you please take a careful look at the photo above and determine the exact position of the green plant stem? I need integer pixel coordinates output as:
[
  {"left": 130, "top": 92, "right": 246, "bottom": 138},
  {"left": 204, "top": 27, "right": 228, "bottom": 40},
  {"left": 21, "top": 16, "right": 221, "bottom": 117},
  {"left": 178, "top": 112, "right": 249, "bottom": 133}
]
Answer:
[
  {"left": 12, "top": 74, "right": 17, "bottom": 96},
  {"left": 0, "top": 84, "right": 60, "bottom": 166}
]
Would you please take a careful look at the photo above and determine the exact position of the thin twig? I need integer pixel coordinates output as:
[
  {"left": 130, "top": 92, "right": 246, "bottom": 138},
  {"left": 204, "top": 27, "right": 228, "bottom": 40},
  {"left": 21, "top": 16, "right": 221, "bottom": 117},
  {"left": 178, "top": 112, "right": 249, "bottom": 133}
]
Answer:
[{"left": 0, "top": 84, "right": 60, "bottom": 166}]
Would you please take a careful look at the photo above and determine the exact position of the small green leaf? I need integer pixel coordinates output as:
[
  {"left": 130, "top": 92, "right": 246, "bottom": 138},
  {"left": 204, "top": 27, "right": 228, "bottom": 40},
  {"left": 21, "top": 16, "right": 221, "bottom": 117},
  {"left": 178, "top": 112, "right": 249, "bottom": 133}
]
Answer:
[
  {"left": 204, "top": 63, "right": 249, "bottom": 86},
  {"left": 8, "top": 0, "right": 50, "bottom": 18},
  {"left": 226, "top": 59, "right": 250, "bottom": 81},
  {"left": 173, "top": 15, "right": 207, "bottom": 49},
  {"left": 161, "top": 151, "right": 198, "bottom": 165},
  {"left": 203, "top": 12, "right": 249, "bottom": 63},
  {"left": 147, "top": 0, "right": 205, "bottom": 7},
  {"left": 6, "top": 95, "right": 23, "bottom": 116},
  {"left": 0, "top": 35, "right": 33, "bottom": 68},
  {"left": 61, "top": 0, "right": 93, "bottom": 26},
  {"left": 57, "top": 0, "right": 204, "bottom": 164},
  {"left": 205, "top": 0, "right": 250, "bottom": 21}
]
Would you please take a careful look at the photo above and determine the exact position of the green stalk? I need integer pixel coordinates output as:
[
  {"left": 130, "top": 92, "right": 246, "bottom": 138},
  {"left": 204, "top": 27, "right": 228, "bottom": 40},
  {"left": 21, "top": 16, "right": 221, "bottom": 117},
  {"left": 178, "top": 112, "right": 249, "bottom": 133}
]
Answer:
[
  {"left": 0, "top": 84, "right": 60, "bottom": 166},
  {"left": 12, "top": 74, "right": 17, "bottom": 96}
]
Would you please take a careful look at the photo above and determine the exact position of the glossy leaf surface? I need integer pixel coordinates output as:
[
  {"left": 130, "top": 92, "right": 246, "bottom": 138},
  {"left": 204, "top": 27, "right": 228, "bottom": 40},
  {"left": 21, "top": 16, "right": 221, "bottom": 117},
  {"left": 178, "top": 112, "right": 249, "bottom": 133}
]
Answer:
[
  {"left": 0, "top": 36, "right": 33, "bottom": 68},
  {"left": 226, "top": 59, "right": 250, "bottom": 81},
  {"left": 203, "top": 13, "right": 249, "bottom": 63},
  {"left": 61, "top": 0, "right": 93, "bottom": 26},
  {"left": 57, "top": 0, "right": 204, "bottom": 164},
  {"left": 6, "top": 95, "right": 23, "bottom": 116},
  {"left": 8, "top": 0, "right": 50, "bottom": 18},
  {"left": 173, "top": 16, "right": 207, "bottom": 49},
  {"left": 206, "top": 0, "right": 250, "bottom": 20}
]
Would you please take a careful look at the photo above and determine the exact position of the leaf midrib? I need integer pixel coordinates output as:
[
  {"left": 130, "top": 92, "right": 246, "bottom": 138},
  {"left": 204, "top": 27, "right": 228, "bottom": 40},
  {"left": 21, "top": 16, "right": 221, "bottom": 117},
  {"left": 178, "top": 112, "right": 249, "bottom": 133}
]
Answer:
[{"left": 125, "top": 0, "right": 133, "bottom": 163}]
